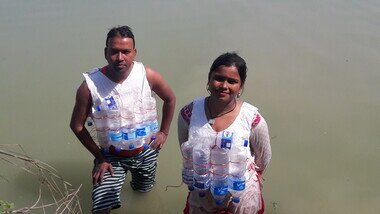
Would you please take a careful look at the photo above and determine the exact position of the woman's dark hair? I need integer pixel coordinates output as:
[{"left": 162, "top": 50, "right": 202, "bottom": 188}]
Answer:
[
  {"left": 208, "top": 52, "right": 247, "bottom": 85},
  {"left": 106, "top": 25, "right": 135, "bottom": 48}
]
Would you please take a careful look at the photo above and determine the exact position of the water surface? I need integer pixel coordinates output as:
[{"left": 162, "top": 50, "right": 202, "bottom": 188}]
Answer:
[{"left": 1, "top": 0, "right": 379, "bottom": 213}]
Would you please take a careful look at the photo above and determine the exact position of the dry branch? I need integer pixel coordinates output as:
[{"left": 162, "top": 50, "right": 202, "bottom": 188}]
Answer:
[{"left": 0, "top": 144, "right": 82, "bottom": 214}]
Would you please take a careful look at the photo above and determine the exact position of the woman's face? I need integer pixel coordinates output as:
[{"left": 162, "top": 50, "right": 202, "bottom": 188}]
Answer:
[{"left": 208, "top": 65, "right": 242, "bottom": 102}]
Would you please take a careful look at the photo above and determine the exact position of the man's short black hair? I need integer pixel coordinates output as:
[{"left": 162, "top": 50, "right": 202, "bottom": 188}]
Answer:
[{"left": 106, "top": 25, "right": 135, "bottom": 48}]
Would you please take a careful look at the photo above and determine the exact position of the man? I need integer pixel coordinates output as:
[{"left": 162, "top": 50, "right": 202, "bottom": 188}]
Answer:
[{"left": 70, "top": 25, "right": 176, "bottom": 214}]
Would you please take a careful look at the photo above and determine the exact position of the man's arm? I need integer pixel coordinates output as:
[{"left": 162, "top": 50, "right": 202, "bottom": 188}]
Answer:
[
  {"left": 69, "top": 81, "right": 113, "bottom": 184},
  {"left": 146, "top": 67, "right": 176, "bottom": 150}
]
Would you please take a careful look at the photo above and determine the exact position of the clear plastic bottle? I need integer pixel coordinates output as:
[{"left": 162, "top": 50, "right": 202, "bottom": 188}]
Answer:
[
  {"left": 148, "top": 119, "right": 159, "bottom": 133},
  {"left": 121, "top": 127, "right": 140, "bottom": 150},
  {"left": 181, "top": 140, "right": 195, "bottom": 191},
  {"left": 143, "top": 96, "right": 157, "bottom": 122},
  {"left": 96, "top": 130, "right": 109, "bottom": 149},
  {"left": 228, "top": 140, "right": 248, "bottom": 204},
  {"left": 103, "top": 96, "right": 121, "bottom": 130},
  {"left": 120, "top": 106, "right": 135, "bottom": 128},
  {"left": 193, "top": 141, "right": 211, "bottom": 197},
  {"left": 86, "top": 117, "right": 94, "bottom": 127},
  {"left": 108, "top": 129, "right": 123, "bottom": 152},
  {"left": 146, "top": 136, "right": 155, "bottom": 149},
  {"left": 85, "top": 117, "right": 97, "bottom": 141},
  {"left": 216, "top": 131, "right": 234, "bottom": 149},
  {"left": 141, "top": 95, "right": 158, "bottom": 141},
  {"left": 92, "top": 105, "right": 108, "bottom": 130},
  {"left": 210, "top": 146, "right": 229, "bottom": 205},
  {"left": 135, "top": 122, "right": 150, "bottom": 144},
  {"left": 92, "top": 96, "right": 121, "bottom": 131},
  {"left": 133, "top": 104, "right": 146, "bottom": 126}
]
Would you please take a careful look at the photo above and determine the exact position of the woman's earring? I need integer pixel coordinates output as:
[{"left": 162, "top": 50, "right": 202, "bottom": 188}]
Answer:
[{"left": 237, "top": 91, "right": 242, "bottom": 98}]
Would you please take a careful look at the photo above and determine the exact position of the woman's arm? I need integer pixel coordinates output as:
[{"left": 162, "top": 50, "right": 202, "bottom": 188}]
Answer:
[{"left": 250, "top": 114, "right": 272, "bottom": 174}]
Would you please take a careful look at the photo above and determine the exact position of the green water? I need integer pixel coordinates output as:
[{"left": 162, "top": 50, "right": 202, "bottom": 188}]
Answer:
[{"left": 1, "top": 0, "right": 379, "bottom": 213}]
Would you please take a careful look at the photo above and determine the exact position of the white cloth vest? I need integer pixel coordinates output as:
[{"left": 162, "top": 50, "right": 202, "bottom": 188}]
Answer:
[{"left": 189, "top": 97, "right": 259, "bottom": 180}]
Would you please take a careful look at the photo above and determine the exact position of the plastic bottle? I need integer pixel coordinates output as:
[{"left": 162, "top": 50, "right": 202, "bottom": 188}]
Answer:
[
  {"left": 210, "top": 146, "right": 229, "bottom": 205},
  {"left": 86, "top": 117, "right": 94, "bottom": 127},
  {"left": 133, "top": 104, "right": 146, "bottom": 126},
  {"left": 135, "top": 122, "right": 150, "bottom": 144},
  {"left": 108, "top": 130, "right": 123, "bottom": 152},
  {"left": 120, "top": 106, "right": 135, "bottom": 128},
  {"left": 92, "top": 105, "right": 107, "bottom": 130},
  {"left": 146, "top": 136, "right": 155, "bottom": 149},
  {"left": 121, "top": 127, "right": 141, "bottom": 150},
  {"left": 148, "top": 119, "right": 159, "bottom": 134},
  {"left": 96, "top": 130, "right": 109, "bottom": 149},
  {"left": 143, "top": 96, "right": 157, "bottom": 122},
  {"left": 103, "top": 96, "right": 121, "bottom": 130},
  {"left": 228, "top": 139, "right": 248, "bottom": 204},
  {"left": 181, "top": 140, "right": 195, "bottom": 191},
  {"left": 193, "top": 141, "right": 211, "bottom": 197},
  {"left": 84, "top": 117, "right": 97, "bottom": 141},
  {"left": 141, "top": 96, "right": 158, "bottom": 140},
  {"left": 216, "top": 131, "right": 234, "bottom": 150}
]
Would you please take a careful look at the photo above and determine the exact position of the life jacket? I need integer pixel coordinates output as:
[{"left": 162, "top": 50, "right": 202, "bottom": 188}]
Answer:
[{"left": 83, "top": 62, "right": 158, "bottom": 151}]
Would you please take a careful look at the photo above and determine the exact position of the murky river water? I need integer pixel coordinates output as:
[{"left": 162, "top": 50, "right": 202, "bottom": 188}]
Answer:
[{"left": 1, "top": 0, "right": 379, "bottom": 213}]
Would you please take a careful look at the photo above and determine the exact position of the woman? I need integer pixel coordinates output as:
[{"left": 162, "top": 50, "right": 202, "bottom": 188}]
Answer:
[{"left": 178, "top": 52, "right": 271, "bottom": 214}]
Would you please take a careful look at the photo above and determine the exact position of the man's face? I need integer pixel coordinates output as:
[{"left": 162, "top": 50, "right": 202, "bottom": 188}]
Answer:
[{"left": 104, "top": 36, "right": 136, "bottom": 73}]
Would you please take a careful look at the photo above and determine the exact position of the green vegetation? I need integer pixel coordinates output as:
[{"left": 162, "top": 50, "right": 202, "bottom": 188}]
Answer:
[{"left": 0, "top": 200, "right": 14, "bottom": 214}]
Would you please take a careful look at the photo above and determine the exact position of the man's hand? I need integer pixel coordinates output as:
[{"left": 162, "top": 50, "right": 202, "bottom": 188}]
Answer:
[
  {"left": 92, "top": 161, "right": 114, "bottom": 185},
  {"left": 149, "top": 131, "right": 168, "bottom": 151}
]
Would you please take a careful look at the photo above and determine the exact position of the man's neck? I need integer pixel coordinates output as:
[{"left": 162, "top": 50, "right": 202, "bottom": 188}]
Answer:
[{"left": 104, "top": 64, "right": 134, "bottom": 84}]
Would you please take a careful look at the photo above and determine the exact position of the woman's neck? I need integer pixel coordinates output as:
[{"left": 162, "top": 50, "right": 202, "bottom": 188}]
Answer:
[{"left": 206, "top": 96, "right": 237, "bottom": 119}]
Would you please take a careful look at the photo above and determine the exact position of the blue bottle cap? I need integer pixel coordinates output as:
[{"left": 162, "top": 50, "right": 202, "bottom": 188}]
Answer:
[
  {"left": 96, "top": 105, "right": 101, "bottom": 111},
  {"left": 244, "top": 140, "right": 249, "bottom": 147},
  {"left": 215, "top": 200, "right": 222, "bottom": 205},
  {"left": 232, "top": 197, "right": 240, "bottom": 203},
  {"left": 115, "top": 147, "right": 121, "bottom": 153},
  {"left": 100, "top": 147, "right": 109, "bottom": 154},
  {"left": 151, "top": 136, "right": 156, "bottom": 141},
  {"left": 129, "top": 144, "right": 135, "bottom": 149}
]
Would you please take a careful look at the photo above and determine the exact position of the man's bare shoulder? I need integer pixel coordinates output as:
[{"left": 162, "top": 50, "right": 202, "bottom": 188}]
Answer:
[
  {"left": 76, "top": 81, "right": 91, "bottom": 98},
  {"left": 145, "top": 65, "right": 164, "bottom": 85},
  {"left": 145, "top": 65, "right": 160, "bottom": 76}
]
